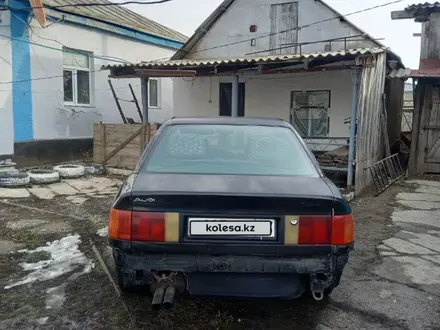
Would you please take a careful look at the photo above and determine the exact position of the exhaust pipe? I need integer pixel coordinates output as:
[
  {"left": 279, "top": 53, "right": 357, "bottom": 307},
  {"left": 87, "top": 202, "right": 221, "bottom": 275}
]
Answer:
[
  {"left": 163, "top": 286, "right": 176, "bottom": 309},
  {"left": 151, "top": 287, "right": 165, "bottom": 310}
]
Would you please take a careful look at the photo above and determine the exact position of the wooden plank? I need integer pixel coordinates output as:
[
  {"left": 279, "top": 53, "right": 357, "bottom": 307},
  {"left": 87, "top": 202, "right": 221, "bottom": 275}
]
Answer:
[
  {"left": 93, "top": 123, "right": 106, "bottom": 163},
  {"left": 108, "top": 79, "right": 127, "bottom": 124},
  {"left": 106, "top": 154, "right": 140, "bottom": 169},
  {"left": 382, "top": 94, "right": 391, "bottom": 157},
  {"left": 129, "top": 83, "right": 143, "bottom": 122},
  {"left": 104, "top": 125, "right": 144, "bottom": 164},
  {"left": 92, "top": 123, "right": 156, "bottom": 169},
  {"left": 140, "top": 125, "right": 146, "bottom": 153},
  {"left": 101, "top": 125, "right": 107, "bottom": 162},
  {"left": 391, "top": 10, "right": 416, "bottom": 20}
]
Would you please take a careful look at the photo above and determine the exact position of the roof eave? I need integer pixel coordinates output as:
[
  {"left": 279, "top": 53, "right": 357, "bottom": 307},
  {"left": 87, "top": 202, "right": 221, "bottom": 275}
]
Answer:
[
  {"left": 45, "top": 8, "right": 185, "bottom": 50},
  {"left": 171, "top": 0, "right": 235, "bottom": 60},
  {"left": 105, "top": 48, "right": 394, "bottom": 78},
  {"left": 316, "top": 0, "right": 384, "bottom": 49}
]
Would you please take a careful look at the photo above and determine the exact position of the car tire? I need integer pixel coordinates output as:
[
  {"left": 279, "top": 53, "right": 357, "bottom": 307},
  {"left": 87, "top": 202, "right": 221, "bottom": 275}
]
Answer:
[
  {"left": 53, "top": 164, "right": 85, "bottom": 179},
  {"left": 27, "top": 169, "right": 60, "bottom": 184},
  {"left": 84, "top": 164, "right": 105, "bottom": 176},
  {"left": 0, "top": 172, "right": 31, "bottom": 188}
]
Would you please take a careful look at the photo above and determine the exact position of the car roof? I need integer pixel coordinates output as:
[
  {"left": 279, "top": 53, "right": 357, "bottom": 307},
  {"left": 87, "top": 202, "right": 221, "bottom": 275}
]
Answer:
[{"left": 165, "top": 117, "right": 290, "bottom": 127}]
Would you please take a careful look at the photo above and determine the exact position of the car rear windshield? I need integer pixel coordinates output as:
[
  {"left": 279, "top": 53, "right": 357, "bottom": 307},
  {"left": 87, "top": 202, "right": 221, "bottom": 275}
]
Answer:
[{"left": 140, "top": 124, "right": 319, "bottom": 177}]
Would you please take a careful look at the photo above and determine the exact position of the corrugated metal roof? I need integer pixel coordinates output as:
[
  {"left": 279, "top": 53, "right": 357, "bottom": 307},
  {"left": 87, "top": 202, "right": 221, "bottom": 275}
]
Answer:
[
  {"left": 388, "top": 68, "right": 413, "bottom": 79},
  {"left": 387, "top": 68, "right": 440, "bottom": 79},
  {"left": 105, "top": 47, "right": 388, "bottom": 69},
  {"left": 44, "top": 0, "right": 187, "bottom": 43},
  {"left": 406, "top": 2, "right": 440, "bottom": 10}
]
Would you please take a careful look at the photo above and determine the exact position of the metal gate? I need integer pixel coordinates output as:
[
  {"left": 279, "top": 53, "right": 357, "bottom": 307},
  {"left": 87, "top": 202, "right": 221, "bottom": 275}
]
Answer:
[{"left": 270, "top": 2, "right": 298, "bottom": 55}]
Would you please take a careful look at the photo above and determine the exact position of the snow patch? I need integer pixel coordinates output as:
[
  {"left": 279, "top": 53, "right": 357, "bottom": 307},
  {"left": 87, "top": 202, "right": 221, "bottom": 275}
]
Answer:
[
  {"left": 4, "top": 234, "right": 94, "bottom": 289},
  {"left": 36, "top": 317, "right": 49, "bottom": 325},
  {"left": 97, "top": 226, "right": 108, "bottom": 237},
  {"left": 46, "top": 284, "right": 66, "bottom": 309}
]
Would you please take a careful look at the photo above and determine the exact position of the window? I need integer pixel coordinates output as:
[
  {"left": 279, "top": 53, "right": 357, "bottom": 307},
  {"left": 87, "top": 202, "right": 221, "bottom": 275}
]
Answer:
[
  {"left": 149, "top": 78, "right": 160, "bottom": 108},
  {"left": 291, "top": 90, "right": 330, "bottom": 137},
  {"left": 63, "top": 47, "right": 92, "bottom": 105},
  {"left": 140, "top": 124, "right": 319, "bottom": 177}
]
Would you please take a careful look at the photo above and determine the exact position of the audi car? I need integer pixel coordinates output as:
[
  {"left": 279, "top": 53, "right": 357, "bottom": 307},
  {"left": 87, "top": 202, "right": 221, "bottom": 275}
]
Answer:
[{"left": 108, "top": 117, "right": 354, "bottom": 309}]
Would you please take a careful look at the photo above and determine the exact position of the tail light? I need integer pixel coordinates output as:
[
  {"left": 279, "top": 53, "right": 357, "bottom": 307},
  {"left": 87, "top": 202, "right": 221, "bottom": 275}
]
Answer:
[
  {"left": 131, "top": 211, "right": 165, "bottom": 242},
  {"left": 108, "top": 209, "right": 131, "bottom": 240},
  {"left": 298, "top": 214, "right": 354, "bottom": 245},
  {"left": 108, "top": 209, "right": 165, "bottom": 242}
]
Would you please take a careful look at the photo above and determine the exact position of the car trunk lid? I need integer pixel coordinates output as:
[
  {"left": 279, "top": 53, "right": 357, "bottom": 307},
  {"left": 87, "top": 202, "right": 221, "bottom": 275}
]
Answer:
[{"left": 129, "top": 173, "right": 335, "bottom": 244}]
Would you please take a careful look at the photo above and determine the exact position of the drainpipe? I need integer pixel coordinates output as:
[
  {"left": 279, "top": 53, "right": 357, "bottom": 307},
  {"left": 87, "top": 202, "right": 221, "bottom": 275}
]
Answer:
[
  {"left": 231, "top": 75, "right": 239, "bottom": 117},
  {"left": 141, "top": 77, "right": 149, "bottom": 124},
  {"left": 347, "top": 68, "right": 360, "bottom": 188}
]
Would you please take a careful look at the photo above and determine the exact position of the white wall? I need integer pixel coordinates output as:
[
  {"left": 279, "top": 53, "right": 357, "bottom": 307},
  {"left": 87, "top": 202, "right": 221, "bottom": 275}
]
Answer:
[
  {"left": 187, "top": 0, "right": 377, "bottom": 59},
  {"left": 0, "top": 10, "right": 14, "bottom": 155},
  {"left": 28, "top": 18, "right": 177, "bottom": 140},
  {"left": 173, "top": 70, "right": 353, "bottom": 150}
]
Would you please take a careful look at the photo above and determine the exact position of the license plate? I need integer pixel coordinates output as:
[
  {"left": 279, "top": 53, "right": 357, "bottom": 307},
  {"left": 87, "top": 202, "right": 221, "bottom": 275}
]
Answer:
[{"left": 188, "top": 218, "right": 275, "bottom": 237}]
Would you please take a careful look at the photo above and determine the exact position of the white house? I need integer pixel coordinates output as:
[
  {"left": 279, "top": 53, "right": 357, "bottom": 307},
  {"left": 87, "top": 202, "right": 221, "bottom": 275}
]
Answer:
[
  {"left": 0, "top": 0, "right": 186, "bottom": 161},
  {"left": 105, "top": 0, "right": 406, "bottom": 194}
]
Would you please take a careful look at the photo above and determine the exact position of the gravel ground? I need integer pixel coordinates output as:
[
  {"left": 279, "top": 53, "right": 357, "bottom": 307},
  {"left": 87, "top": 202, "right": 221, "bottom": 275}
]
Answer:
[{"left": 0, "top": 177, "right": 439, "bottom": 330}]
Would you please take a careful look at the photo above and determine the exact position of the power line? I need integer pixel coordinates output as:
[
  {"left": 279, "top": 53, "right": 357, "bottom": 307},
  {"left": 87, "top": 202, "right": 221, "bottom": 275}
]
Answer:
[
  {"left": 0, "top": 31, "right": 130, "bottom": 64},
  {"left": 0, "top": 0, "right": 403, "bottom": 84},
  {"left": 0, "top": 0, "right": 173, "bottom": 11},
  {"left": 169, "top": 0, "right": 403, "bottom": 59},
  {"left": 0, "top": 68, "right": 105, "bottom": 85},
  {"left": 11, "top": 11, "right": 131, "bottom": 64}
]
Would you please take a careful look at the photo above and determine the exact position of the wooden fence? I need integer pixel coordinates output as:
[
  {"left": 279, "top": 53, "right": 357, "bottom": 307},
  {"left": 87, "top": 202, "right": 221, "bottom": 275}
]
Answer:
[{"left": 93, "top": 123, "right": 158, "bottom": 169}]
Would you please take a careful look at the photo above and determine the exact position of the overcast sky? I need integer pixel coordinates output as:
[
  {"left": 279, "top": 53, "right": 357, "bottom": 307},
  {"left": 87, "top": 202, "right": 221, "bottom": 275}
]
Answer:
[{"left": 122, "top": 0, "right": 422, "bottom": 69}]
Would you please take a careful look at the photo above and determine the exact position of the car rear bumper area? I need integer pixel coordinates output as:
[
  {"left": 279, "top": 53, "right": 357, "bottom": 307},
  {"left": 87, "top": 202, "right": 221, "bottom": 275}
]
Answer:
[
  {"left": 113, "top": 250, "right": 334, "bottom": 274},
  {"left": 112, "top": 243, "right": 352, "bottom": 301}
]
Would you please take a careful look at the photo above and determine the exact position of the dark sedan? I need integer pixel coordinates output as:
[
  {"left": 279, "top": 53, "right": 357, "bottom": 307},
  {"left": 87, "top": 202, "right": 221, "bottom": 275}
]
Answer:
[{"left": 108, "top": 117, "right": 354, "bottom": 309}]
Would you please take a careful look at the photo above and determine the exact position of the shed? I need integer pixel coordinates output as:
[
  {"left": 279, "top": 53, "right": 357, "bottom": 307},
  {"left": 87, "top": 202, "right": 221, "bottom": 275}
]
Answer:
[
  {"left": 104, "top": 46, "right": 405, "bottom": 195},
  {"left": 392, "top": 2, "right": 440, "bottom": 174}
]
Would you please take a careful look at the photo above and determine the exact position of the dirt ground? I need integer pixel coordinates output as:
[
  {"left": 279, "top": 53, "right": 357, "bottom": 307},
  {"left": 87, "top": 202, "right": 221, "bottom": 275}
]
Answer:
[{"left": 0, "top": 175, "right": 439, "bottom": 330}]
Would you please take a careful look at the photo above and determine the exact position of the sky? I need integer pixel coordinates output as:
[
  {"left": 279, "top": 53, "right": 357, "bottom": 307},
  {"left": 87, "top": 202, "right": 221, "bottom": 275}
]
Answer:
[{"left": 122, "top": 0, "right": 423, "bottom": 69}]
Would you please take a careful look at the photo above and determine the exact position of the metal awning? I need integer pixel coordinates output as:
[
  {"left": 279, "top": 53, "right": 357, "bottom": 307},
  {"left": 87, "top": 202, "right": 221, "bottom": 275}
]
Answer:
[{"left": 103, "top": 47, "right": 394, "bottom": 78}]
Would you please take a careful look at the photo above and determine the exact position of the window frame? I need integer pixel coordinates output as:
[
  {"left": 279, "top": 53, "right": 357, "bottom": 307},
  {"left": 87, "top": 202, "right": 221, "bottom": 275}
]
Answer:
[
  {"left": 290, "top": 90, "right": 331, "bottom": 138},
  {"left": 63, "top": 48, "right": 93, "bottom": 107},
  {"left": 148, "top": 78, "right": 161, "bottom": 109}
]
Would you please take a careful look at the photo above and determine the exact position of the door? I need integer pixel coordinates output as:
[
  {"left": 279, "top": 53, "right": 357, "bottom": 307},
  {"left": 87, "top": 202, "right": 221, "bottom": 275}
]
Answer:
[
  {"left": 424, "top": 87, "right": 440, "bottom": 163},
  {"left": 219, "top": 83, "right": 245, "bottom": 117},
  {"left": 270, "top": 2, "right": 298, "bottom": 55}
]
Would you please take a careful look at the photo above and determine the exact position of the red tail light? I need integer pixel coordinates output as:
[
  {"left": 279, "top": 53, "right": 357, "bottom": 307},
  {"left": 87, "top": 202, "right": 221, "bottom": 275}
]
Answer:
[
  {"left": 298, "top": 214, "right": 354, "bottom": 245},
  {"left": 132, "top": 211, "right": 165, "bottom": 242},
  {"left": 108, "top": 209, "right": 131, "bottom": 240},
  {"left": 108, "top": 209, "right": 166, "bottom": 242}
]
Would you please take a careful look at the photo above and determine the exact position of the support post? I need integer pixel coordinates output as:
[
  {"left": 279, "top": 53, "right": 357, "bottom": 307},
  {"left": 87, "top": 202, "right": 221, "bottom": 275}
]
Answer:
[
  {"left": 141, "top": 77, "right": 149, "bottom": 124},
  {"left": 231, "top": 75, "right": 239, "bottom": 117},
  {"left": 347, "top": 68, "right": 360, "bottom": 188}
]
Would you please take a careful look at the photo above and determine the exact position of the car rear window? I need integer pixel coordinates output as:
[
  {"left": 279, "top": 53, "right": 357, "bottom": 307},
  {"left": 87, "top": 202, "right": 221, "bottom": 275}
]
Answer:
[{"left": 140, "top": 124, "right": 319, "bottom": 177}]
